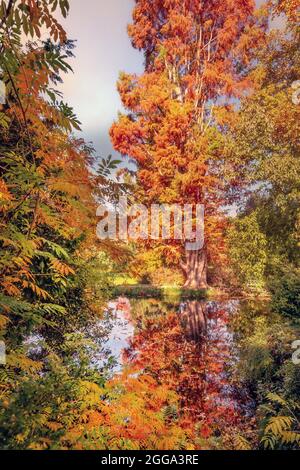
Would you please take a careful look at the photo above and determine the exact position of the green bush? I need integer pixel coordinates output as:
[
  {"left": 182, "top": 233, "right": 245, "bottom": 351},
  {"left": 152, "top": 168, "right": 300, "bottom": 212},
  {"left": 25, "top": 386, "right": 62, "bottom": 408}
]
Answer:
[
  {"left": 227, "top": 212, "right": 267, "bottom": 292},
  {"left": 111, "top": 285, "right": 207, "bottom": 301},
  {"left": 270, "top": 268, "right": 300, "bottom": 319}
]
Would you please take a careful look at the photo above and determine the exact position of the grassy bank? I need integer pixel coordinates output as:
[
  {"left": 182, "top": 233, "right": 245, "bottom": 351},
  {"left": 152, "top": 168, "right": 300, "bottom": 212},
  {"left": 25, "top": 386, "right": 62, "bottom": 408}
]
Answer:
[
  {"left": 109, "top": 282, "right": 271, "bottom": 302},
  {"left": 111, "top": 284, "right": 208, "bottom": 301}
]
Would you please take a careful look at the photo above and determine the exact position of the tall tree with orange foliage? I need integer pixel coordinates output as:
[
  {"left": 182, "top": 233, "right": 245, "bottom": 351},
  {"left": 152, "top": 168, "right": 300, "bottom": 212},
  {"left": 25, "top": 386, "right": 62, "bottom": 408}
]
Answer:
[{"left": 110, "top": 0, "right": 266, "bottom": 288}]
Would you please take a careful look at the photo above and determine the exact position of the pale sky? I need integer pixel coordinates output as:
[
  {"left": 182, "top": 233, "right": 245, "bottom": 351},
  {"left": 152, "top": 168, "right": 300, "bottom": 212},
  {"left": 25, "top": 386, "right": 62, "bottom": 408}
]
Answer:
[
  {"left": 59, "top": 0, "right": 143, "bottom": 159},
  {"left": 59, "top": 0, "right": 280, "bottom": 161}
]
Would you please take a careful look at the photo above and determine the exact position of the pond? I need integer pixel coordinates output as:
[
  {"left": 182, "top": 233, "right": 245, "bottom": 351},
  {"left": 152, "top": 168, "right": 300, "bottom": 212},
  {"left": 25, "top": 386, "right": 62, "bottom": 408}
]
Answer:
[
  {"left": 94, "top": 297, "right": 272, "bottom": 427},
  {"left": 21, "top": 294, "right": 298, "bottom": 448}
]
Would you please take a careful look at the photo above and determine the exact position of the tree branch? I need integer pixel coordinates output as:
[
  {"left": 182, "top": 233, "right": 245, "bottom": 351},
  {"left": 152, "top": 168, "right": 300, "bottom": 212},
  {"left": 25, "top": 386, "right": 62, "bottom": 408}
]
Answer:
[{"left": 0, "top": 0, "right": 15, "bottom": 30}]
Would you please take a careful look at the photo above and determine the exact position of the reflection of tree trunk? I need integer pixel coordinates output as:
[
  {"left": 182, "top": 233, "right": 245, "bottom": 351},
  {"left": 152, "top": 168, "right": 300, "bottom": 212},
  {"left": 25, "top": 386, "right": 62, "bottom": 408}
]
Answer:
[
  {"left": 179, "top": 301, "right": 207, "bottom": 342},
  {"left": 181, "top": 248, "right": 208, "bottom": 289}
]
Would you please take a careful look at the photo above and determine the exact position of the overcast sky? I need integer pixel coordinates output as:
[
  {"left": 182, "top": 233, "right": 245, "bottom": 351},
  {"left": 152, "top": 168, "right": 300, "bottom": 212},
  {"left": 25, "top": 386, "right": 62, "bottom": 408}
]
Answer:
[
  {"left": 59, "top": 0, "right": 280, "bottom": 161},
  {"left": 59, "top": 0, "right": 143, "bottom": 159}
]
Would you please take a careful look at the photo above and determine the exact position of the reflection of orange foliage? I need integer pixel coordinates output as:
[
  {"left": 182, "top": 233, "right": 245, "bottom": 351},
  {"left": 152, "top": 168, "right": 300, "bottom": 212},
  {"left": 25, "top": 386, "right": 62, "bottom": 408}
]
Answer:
[
  {"left": 116, "top": 297, "right": 132, "bottom": 320},
  {"left": 124, "top": 305, "right": 243, "bottom": 432},
  {"left": 73, "top": 302, "right": 251, "bottom": 450}
]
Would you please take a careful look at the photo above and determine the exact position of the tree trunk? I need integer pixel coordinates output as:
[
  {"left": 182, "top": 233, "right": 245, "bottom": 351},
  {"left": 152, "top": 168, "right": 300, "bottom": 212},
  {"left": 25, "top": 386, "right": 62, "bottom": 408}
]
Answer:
[
  {"left": 181, "top": 247, "right": 208, "bottom": 289},
  {"left": 179, "top": 301, "right": 207, "bottom": 341}
]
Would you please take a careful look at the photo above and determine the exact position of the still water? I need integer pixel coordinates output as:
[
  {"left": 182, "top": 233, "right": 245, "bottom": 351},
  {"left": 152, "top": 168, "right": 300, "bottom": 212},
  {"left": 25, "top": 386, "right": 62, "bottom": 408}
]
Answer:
[
  {"left": 23, "top": 295, "right": 287, "bottom": 447},
  {"left": 96, "top": 297, "right": 261, "bottom": 418},
  {"left": 21, "top": 294, "right": 296, "bottom": 448}
]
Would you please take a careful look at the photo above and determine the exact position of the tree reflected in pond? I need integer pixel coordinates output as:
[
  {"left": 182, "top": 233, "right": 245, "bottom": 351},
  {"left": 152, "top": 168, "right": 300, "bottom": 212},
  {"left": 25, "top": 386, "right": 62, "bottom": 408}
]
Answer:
[
  {"left": 179, "top": 301, "right": 207, "bottom": 342},
  {"left": 101, "top": 299, "right": 252, "bottom": 449}
]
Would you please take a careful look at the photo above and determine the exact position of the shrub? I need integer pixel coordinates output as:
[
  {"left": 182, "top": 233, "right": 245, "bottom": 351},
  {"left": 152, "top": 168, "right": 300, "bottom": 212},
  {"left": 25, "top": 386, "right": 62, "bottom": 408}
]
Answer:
[
  {"left": 270, "top": 268, "right": 300, "bottom": 319},
  {"left": 227, "top": 213, "right": 267, "bottom": 292}
]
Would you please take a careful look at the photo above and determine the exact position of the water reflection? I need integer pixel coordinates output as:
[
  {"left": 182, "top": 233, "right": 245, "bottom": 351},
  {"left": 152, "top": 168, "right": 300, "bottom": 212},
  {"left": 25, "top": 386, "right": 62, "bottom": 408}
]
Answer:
[
  {"left": 101, "top": 298, "right": 251, "bottom": 427},
  {"left": 96, "top": 298, "right": 135, "bottom": 373},
  {"left": 88, "top": 297, "right": 272, "bottom": 448},
  {"left": 179, "top": 301, "right": 207, "bottom": 341}
]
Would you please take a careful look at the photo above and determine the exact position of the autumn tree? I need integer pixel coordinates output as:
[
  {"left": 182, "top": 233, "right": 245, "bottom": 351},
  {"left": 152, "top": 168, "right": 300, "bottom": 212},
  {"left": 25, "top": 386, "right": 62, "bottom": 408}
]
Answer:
[{"left": 110, "top": 0, "right": 266, "bottom": 288}]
